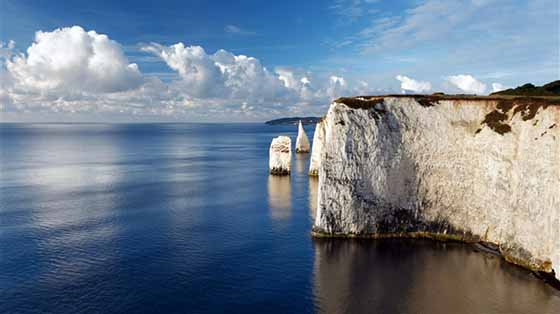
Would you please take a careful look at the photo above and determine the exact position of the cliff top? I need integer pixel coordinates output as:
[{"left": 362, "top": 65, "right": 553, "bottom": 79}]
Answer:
[
  {"left": 334, "top": 94, "right": 560, "bottom": 110},
  {"left": 334, "top": 94, "right": 560, "bottom": 136},
  {"left": 336, "top": 80, "right": 560, "bottom": 110}
]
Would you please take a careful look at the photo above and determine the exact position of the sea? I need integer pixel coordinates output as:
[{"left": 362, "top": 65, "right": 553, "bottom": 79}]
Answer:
[{"left": 1, "top": 123, "right": 559, "bottom": 314}]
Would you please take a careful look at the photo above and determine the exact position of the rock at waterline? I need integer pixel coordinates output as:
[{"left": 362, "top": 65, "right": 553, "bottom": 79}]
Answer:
[
  {"left": 296, "top": 121, "right": 310, "bottom": 153},
  {"left": 269, "top": 136, "right": 291, "bottom": 175}
]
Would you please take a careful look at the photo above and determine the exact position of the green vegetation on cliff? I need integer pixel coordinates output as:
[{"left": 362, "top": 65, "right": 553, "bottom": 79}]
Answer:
[{"left": 491, "top": 80, "right": 560, "bottom": 96}]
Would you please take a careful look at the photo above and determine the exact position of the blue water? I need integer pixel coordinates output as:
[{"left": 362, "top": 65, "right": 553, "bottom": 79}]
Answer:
[{"left": 1, "top": 123, "right": 559, "bottom": 314}]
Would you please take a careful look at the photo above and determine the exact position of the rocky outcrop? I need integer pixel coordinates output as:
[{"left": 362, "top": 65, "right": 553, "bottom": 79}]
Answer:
[
  {"left": 269, "top": 136, "right": 292, "bottom": 175},
  {"left": 296, "top": 121, "right": 310, "bottom": 153},
  {"left": 312, "top": 95, "right": 560, "bottom": 279},
  {"left": 309, "top": 119, "right": 325, "bottom": 176}
]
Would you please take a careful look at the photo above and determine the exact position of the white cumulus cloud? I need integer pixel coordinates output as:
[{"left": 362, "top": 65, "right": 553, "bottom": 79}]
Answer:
[
  {"left": 395, "top": 75, "right": 431, "bottom": 93},
  {"left": 142, "top": 43, "right": 227, "bottom": 98},
  {"left": 142, "top": 42, "right": 292, "bottom": 103},
  {"left": 6, "top": 26, "right": 143, "bottom": 93},
  {"left": 446, "top": 74, "right": 486, "bottom": 94}
]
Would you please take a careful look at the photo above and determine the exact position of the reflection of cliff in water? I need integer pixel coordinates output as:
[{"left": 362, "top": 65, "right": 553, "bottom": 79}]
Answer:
[
  {"left": 294, "top": 152, "right": 308, "bottom": 175},
  {"left": 312, "top": 239, "right": 560, "bottom": 314},
  {"left": 308, "top": 176, "right": 318, "bottom": 221},
  {"left": 267, "top": 175, "right": 291, "bottom": 221}
]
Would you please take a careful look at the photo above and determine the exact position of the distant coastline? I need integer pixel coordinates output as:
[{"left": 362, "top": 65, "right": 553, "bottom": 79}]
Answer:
[{"left": 265, "top": 117, "right": 321, "bottom": 125}]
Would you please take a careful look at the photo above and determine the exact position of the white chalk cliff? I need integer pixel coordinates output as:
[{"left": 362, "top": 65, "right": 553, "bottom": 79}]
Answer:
[
  {"left": 309, "top": 120, "right": 325, "bottom": 176},
  {"left": 269, "top": 136, "right": 292, "bottom": 175},
  {"left": 312, "top": 95, "right": 560, "bottom": 279},
  {"left": 296, "top": 121, "right": 310, "bottom": 153}
]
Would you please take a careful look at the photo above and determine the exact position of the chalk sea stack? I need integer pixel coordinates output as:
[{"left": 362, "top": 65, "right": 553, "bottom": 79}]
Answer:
[
  {"left": 311, "top": 94, "right": 560, "bottom": 280},
  {"left": 308, "top": 119, "right": 325, "bottom": 176},
  {"left": 269, "top": 136, "right": 292, "bottom": 175},
  {"left": 296, "top": 121, "right": 310, "bottom": 153}
]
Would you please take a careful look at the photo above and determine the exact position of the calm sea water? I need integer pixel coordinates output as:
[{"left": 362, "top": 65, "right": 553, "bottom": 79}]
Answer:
[{"left": 1, "top": 123, "right": 559, "bottom": 314}]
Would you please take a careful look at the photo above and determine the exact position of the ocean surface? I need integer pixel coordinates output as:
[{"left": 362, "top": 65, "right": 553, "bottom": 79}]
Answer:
[{"left": 1, "top": 123, "right": 559, "bottom": 314}]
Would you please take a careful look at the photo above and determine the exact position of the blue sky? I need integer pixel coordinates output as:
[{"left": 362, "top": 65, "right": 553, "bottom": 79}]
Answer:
[{"left": 0, "top": 0, "right": 558, "bottom": 122}]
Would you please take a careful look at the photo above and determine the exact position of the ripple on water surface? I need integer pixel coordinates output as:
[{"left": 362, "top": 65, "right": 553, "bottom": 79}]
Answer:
[{"left": 0, "top": 123, "right": 558, "bottom": 314}]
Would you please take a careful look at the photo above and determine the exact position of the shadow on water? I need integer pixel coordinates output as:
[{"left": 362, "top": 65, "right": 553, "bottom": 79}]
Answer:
[
  {"left": 308, "top": 176, "right": 318, "bottom": 222},
  {"left": 312, "top": 238, "right": 560, "bottom": 314}
]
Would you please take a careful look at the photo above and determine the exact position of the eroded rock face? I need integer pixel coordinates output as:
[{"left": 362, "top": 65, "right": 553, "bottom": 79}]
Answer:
[
  {"left": 313, "top": 96, "right": 560, "bottom": 279},
  {"left": 269, "top": 136, "right": 292, "bottom": 175},
  {"left": 309, "top": 119, "right": 325, "bottom": 176},
  {"left": 296, "top": 121, "right": 310, "bottom": 153}
]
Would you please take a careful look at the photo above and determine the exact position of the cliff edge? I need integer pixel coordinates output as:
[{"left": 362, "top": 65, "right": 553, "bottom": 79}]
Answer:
[{"left": 312, "top": 95, "right": 560, "bottom": 280}]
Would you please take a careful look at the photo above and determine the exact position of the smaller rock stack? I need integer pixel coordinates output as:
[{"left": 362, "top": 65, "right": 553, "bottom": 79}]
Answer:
[
  {"left": 308, "top": 119, "right": 324, "bottom": 176},
  {"left": 269, "top": 136, "right": 292, "bottom": 175},
  {"left": 295, "top": 121, "right": 310, "bottom": 153}
]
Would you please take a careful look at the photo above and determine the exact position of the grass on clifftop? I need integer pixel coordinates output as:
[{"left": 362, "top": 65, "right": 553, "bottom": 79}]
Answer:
[{"left": 491, "top": 80, "right": 560, "bottom": 97}]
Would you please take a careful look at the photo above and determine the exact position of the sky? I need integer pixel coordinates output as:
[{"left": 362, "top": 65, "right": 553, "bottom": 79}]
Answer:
[{"left": 0, "top": 0, "right": 558, "bottom": 122}]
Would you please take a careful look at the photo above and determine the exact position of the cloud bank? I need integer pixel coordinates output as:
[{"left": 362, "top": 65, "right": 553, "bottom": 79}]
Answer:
[
  {"left": 0, "top": 26, "right": 371, "bottom": 120},
  {"left": 0, "top": 25, "right": 514, "bottom": 121},
  {"left": 142, "top": 42, "right": 289, "bottom": 101}
]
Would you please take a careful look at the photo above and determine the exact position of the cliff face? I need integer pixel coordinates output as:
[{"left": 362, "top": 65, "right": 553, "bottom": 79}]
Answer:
[{"left": 312, "top": 96, "right": 560, "bottom": 278}]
